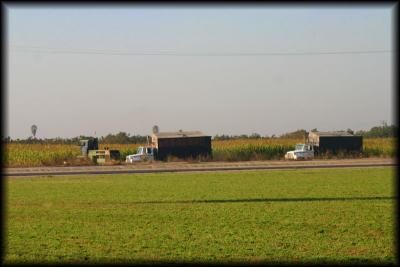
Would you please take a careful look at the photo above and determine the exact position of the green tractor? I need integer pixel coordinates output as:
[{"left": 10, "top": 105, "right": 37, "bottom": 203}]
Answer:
[{"left": 79, "top": 138, "right": 120, "bottom": 164}]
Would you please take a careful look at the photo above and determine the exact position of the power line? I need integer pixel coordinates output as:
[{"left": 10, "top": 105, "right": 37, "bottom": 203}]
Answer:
[{"left": 9, "top": 45, "right": 394, "bottom": 56}]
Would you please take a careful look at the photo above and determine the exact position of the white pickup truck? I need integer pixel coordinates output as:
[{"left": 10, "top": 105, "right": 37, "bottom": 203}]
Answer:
[
  {"left": 285, "top": 144, "right": 314, "bottom": 160},
  {"left": 126, "top": 146, "right": 155, "bottom": 163}
]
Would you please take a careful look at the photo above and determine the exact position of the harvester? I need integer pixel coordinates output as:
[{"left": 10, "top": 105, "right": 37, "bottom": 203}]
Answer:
[{"left": 79, "top": 137, "right": 120, "bottom": 164}]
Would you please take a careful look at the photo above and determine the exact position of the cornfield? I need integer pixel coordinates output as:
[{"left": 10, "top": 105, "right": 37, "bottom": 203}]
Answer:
[
  {"left": 212, "top": 139, "right": 301, "bottom": 161},
  {"left": 3, "top": 138, "right": 396, "bottom": 167},
  {"left": 4, "top": 144, "right": 81, "bottom": 168},
  {"left": 363, "top": 137, "right": 396, "bottom": 157}
]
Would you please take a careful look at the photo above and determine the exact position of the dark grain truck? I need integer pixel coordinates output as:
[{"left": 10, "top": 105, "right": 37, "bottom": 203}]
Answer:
[
  {"left": 152, "top": 131, "right": 212, "bottom": 161},
  {"left": 307, "top": 131, "right": 363, "bottom": 155},
  {"left": 126, "top": 131, "right": 212, "bottom": 162}
]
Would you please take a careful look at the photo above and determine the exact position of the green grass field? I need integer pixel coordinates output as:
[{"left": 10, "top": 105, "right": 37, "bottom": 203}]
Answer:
[{"left": 5, "top": 167, "right": 396, "bottom": 264}]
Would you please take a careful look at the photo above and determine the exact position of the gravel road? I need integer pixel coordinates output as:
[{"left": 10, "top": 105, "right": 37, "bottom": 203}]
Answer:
[{"left": 4, "top": 158, "right": 396, "bottom": 177}]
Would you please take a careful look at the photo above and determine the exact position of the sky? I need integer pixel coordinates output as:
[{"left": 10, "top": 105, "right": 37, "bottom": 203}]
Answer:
[{"left": 5, "top": 5, "right": 395, "bottom": 139}]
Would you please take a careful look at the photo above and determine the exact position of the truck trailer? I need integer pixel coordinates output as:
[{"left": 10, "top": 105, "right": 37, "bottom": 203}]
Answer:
[
  {"left": 307, "top": 131, "right": 363, "bottom": 154},
  {"left": 126, "top": 130, "right": 212, "bottom": 162}
]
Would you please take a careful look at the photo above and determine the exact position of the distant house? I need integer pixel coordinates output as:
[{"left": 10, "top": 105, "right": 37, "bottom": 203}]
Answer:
[
  {"left": 151, "top": 130, "right": 212, "bottom": 160},
  {"left": 307, "top": 131, "right": 363, "bottom": 154}
]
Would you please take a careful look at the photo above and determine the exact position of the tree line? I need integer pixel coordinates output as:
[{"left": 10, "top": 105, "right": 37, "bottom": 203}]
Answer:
[
  {"left": 2, "top": 123, "right": 397, "bottom": 144},
  {"left": 354, "top": 121, "right": 397, "bottom": 138},
  {"left": 2, "top": 132, "right": 148, "bottom": 144}
]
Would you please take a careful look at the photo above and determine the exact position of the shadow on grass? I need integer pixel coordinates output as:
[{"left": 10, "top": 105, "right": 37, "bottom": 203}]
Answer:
[
  {"left": 128, "top": 196, "right": 396, "bottom": 205},
  {"left": 8, "top": 257, "right": 395, "bottom": 266}
]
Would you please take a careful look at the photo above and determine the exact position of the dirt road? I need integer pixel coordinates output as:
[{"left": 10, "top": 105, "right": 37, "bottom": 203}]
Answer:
[{"left": 4, "top": 158, "right": 396, "bottom": 177}]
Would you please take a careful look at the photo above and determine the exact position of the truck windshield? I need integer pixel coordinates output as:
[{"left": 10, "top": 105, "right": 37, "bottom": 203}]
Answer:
[
  {"left": 137, "top": 147, "right": 143, "bottom": 154},
  {"left": 295, "top": 144, "right": 305, "bottom": 151}
]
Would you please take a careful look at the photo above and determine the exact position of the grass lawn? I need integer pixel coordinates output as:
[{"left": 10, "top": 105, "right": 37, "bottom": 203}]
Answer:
[{"left": 4, "top": 167, "right": 396, "bottom": 264}]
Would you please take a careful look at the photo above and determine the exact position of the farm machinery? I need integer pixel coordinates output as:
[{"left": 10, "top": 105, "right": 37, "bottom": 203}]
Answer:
[{"left": 79, "top": 138, "right": 120, "bottom": 164}]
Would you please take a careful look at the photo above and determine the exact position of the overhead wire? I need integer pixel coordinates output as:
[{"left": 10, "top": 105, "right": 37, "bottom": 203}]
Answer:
[{"left": 9, "top": 45, "right": 394, "bottom": 56}]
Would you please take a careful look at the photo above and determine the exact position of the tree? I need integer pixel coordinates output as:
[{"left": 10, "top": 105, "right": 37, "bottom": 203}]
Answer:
[
  {"left": 280, "top": 129, "right": 307, "bottom": 139},
  {"left": 2, "top": 136, "right": 11, "bottom": 143},
  {"left": 152, "top": 125, "right": 159, "bottom": 134},
  {"left": 355, "top": 123, "right": 397, "bottom": 138},
  {"left": 31, "top": 125, "right": 38, "bottom": 138},
  {"left": 249, "top": 133, "right": 261, "bottom": 139}
]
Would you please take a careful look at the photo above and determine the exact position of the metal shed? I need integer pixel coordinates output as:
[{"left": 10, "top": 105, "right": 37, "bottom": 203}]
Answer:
[
  {"left": 307, "top": 131, "right": 363, "bottom": 154},
  {"left": 152, "top": 131, "right": 212, "bottom": 160}
]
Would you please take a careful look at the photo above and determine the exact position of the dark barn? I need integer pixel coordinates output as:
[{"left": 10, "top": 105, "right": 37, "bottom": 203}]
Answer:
[
  {"left": 307, "top": 131, "right": 363, "bottom": 154},
  {"left": 152, "top": 131, "right": 212, "bottom": 161}
]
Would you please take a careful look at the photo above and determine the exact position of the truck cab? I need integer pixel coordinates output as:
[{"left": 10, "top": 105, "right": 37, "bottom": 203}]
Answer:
[
  {"left": 126, "top": 146, "right": 155, "bottom": 163},
  {"left": 79, "top": 138, "right": 98, "bottom": 157},
  {"left": 285, "top": 144, "right": 314, "bottom": 160}
]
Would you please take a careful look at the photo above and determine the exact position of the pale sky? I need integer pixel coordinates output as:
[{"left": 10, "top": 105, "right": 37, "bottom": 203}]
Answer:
[{"left": 5, "top": 5, "right": 395, "bottom": 139}]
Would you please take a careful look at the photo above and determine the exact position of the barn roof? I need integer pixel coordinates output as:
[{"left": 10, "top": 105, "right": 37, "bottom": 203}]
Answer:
[
  {"left": 309, "top": 131, "right": 356, "bottom": 137},
  {"left": 153, "top": 131, "right": 210, "bottom": 139}
]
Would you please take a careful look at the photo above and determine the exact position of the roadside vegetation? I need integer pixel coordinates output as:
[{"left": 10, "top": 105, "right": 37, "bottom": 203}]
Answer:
[
  {"left": 3, "top": 137, "right": 396, "bottom": 167},
  {"left": 5, "top": 167, "right": 395, "bottom": 263},
  {"left": 3, "top": 123, "right": 396, "bottom": 167}
]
